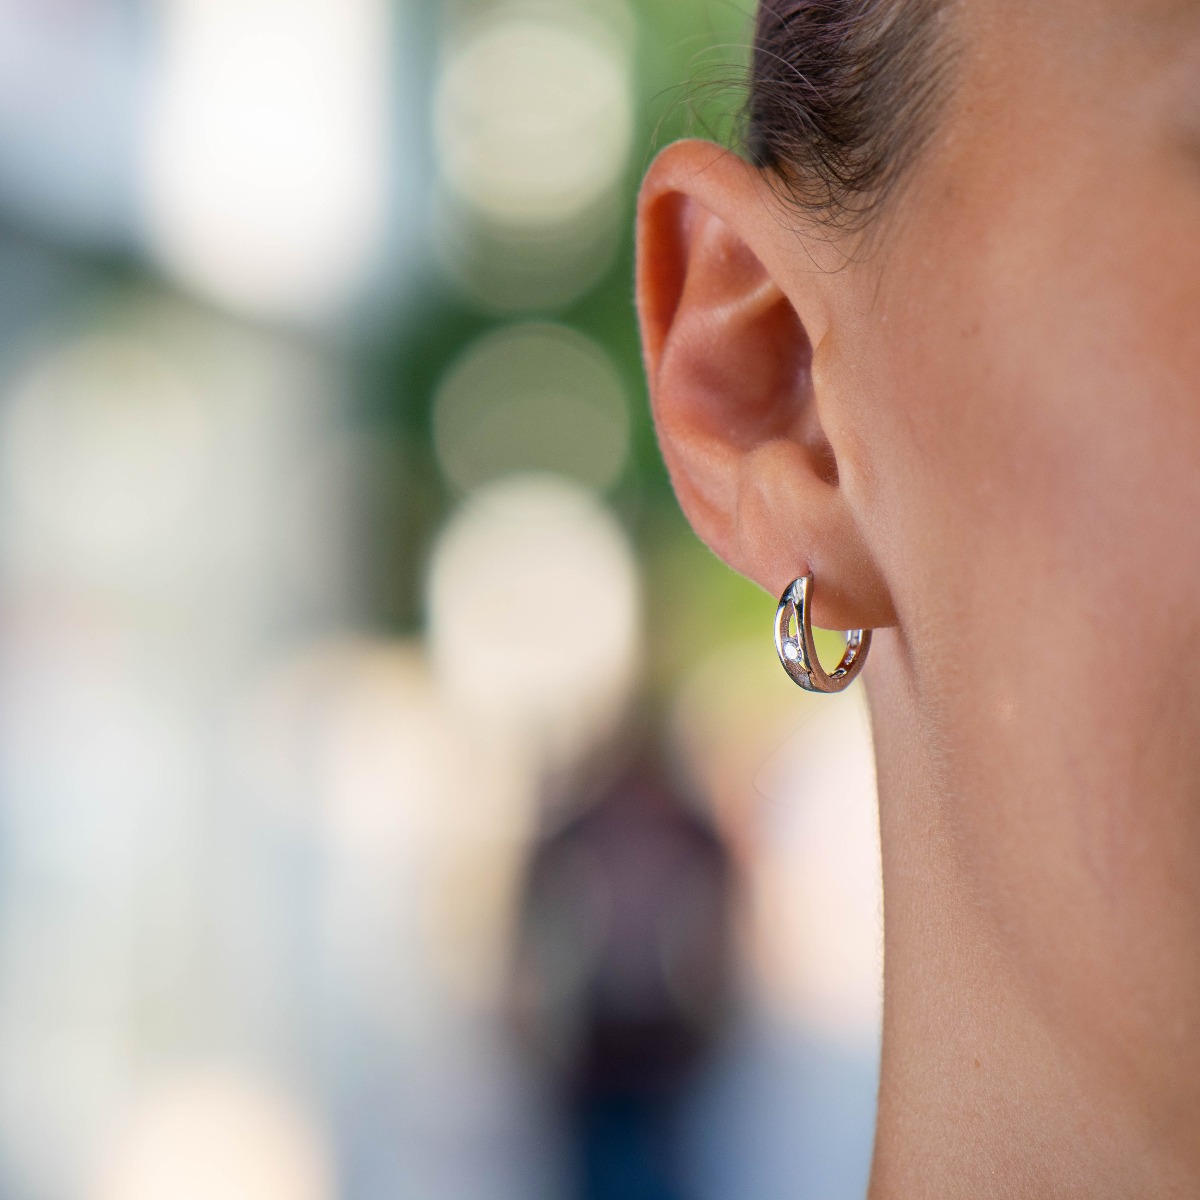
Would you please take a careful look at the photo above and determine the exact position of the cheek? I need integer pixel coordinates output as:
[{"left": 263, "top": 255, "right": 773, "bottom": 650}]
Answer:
[
  {"left": 862, "top": 182, "right": 1200, "bottom": 1093},
  {"left": 905, "top": 198, "right": 1200, "bottom": 673}
]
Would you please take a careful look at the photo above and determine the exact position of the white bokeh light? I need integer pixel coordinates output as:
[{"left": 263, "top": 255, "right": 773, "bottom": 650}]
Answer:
[
  {"left": 434, "top": 7, "right": 633, "bottom": 229},
  {"left": 427, "top": 475, "right": 641, "bottom": 773},
  {"left": 0, "top": 335, "right": 207, "bottom": 584},
  {"left": 433, "top": 322, "right": 630, "bottom": 494},
  {"left": 140, "top": 0, "right": 390, "bottom": 321},
  {"left": 754, "top": 694, "right": 883, "bottom": 1043},
  {"left": 235, "top": 638, "right": 534, "bottom": 1024},
  {"left": 89, "top": 1068, "right": 333, "bottom": 1200}
]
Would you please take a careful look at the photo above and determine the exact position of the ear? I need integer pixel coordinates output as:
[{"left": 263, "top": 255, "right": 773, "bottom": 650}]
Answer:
[{"left": 636, "top": 139, "right": 896, "bottom": 631}]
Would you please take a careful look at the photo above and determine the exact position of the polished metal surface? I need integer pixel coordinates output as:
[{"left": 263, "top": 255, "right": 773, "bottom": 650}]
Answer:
[{"left": 774, "top": 574, "right": 872, "bottom": 693}]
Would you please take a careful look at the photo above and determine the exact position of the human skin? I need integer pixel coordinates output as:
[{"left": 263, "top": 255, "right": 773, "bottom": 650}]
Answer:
[{"left": 636, "top": 1, "right": 1200, "bottom": 1196}]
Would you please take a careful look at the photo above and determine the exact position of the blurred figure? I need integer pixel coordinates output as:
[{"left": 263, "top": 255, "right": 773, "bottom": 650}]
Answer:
[{"left": 509, "top": 734, "right": 736, "bottom": 1200}]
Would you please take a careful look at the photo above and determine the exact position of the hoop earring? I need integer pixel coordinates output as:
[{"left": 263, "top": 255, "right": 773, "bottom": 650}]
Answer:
[{"left": 774, "top": 574, "right": 872, "bottom": 693}]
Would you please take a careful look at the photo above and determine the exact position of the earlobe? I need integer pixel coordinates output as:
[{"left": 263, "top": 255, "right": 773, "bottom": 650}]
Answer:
[{"left": 635, "top": 140, "right": 896, "bottom": 631}]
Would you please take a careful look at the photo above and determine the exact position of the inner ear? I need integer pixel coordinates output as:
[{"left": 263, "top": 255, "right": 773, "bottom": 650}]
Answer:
[
  {"left": 724, "top": 274, "right": 840, "bottom": 487},
  {"left": 664, "top": 202, "right": 831, "bottom": 464},
  {"left": 745, "top": 278, "right": 814, "bottom": 447},
  {"left": 783, "top": 309, "right": 838, "bottom": 488}
]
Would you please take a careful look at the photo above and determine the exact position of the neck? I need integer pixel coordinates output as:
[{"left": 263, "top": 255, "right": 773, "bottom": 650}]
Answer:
[{"left": 863, "top": 626, "right": 1200, "bottom": 1199}]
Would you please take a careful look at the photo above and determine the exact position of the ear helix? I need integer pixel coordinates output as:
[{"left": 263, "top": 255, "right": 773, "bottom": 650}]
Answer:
[{"left": 774, "top": 573, "right": 872, "bottom": 693}]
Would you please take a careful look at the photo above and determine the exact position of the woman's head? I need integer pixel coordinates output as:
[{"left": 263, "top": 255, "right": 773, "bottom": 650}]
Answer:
[{"left": 637, "top": 0, "right": 1200, "bottom": 1123}]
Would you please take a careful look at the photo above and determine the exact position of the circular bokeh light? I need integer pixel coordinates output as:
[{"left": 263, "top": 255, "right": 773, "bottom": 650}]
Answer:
[
  {"left": 90, "top": 1068, "right": 333, "bottom": 1200},
  {"left": 426, "top": 474, "right": 641, "bottom": 771},
  {"left": 434, "top": 9, "right": 633, "bottom": 229},
  {"left": 433, "top": 322, "right": 630, "bottom": 494}
]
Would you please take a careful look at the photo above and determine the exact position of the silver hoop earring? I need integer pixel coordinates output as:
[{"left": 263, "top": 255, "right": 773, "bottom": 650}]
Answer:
[{"left": 774, "top": 574, "right": 872, "bottom": 693}]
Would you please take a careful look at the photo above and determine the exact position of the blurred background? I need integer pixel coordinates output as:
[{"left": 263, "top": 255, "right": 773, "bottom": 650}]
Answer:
[{"left": 0, "top": 1, "right": 883, "bottom": 1197}]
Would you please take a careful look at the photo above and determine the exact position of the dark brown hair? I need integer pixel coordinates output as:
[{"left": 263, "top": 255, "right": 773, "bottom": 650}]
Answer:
[{"left": 747, "top": 0, "right": 956, "bottom": 228}]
